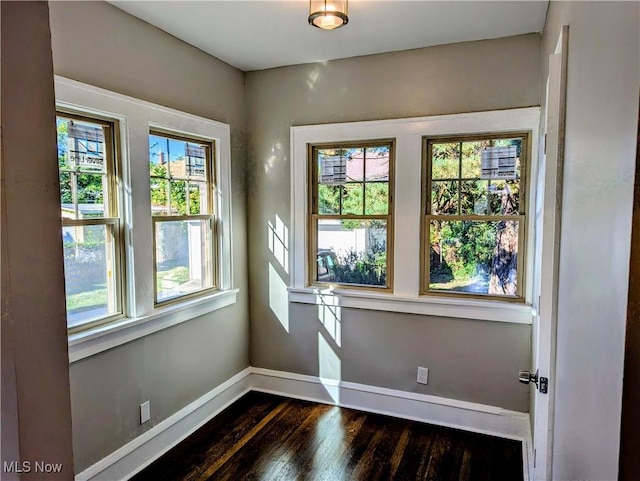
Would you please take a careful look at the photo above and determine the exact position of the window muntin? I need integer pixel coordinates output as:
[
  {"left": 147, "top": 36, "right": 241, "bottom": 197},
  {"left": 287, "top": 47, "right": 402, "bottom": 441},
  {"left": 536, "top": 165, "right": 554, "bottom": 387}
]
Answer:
[
  {"left": 423, "top": 133, "right": 529, "bottom": 300},
  {"left": 149, "top": 132, "right": 216, "bottom": 304},
  {"left": 309, "top": 141, "right": 394, "bottom": 290},
  {"left": 56, "top": 113, "right": 123, "bottom": 330}
]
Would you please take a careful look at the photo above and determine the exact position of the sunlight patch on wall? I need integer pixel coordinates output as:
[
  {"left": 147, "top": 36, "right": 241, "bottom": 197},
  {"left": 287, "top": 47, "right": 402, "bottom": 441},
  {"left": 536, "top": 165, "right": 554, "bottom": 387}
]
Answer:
[
  {"left": 317, "top": 293, "right": 341, "bottom": 347},
  {"left": 307, "top": 68, "right": 320, "bottom": 90},
  {"left": 264, "top": 142, "right": 283, "bottom": 173},
  {"left": 264, "top": 155, "right": 276, "bottom": 173},
  {"left": 268, "top": 215, "right": 289, "bottom": 273},
  {"left": 269, "top": 263, "right": 289, "bottom": 332},
  {"left": 318, "top": 332, "right": 341, "bottom": 403}
]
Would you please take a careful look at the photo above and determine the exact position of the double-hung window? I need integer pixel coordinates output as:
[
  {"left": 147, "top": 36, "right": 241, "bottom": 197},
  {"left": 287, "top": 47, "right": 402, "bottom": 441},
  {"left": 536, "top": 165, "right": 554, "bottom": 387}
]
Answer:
[
  {"left": 422, "top": 133, "right": 529, "bottom": 300},
  {"left": 149, "top": 132, "right": 216, "bottom": 304},
  {"left": 56, "top": 113, "right": 123, "bottom": 330},
  {"left": 292, "top": 109, "right": 538, "bottom": 323},
  {"left": 308, "top": 141, "right": 394, "bottom": 290},
  {"left": 56, "top": 77, "right": 236, "bottom": 357}
]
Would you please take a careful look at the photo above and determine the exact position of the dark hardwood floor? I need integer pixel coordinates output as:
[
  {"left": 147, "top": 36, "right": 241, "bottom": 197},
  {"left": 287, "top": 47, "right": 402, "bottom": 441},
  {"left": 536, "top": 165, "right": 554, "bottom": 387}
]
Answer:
[{"left": 131, "top": 391, "right": 523, "bottom": 481}]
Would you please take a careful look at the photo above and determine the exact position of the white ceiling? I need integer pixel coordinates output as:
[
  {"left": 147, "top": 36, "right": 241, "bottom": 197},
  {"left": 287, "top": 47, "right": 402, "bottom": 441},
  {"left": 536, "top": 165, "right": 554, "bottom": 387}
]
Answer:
[{"left": 110, "top": 1, "right": 549, "bottom": 72}]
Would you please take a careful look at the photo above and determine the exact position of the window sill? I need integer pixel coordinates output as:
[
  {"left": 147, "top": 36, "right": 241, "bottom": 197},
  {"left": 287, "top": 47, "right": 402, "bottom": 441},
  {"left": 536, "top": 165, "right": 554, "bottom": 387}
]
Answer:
[
  {"left": 288, "top": 287, "right": 532, "bottom": 324},
  {"left": 68, "top": 289, "right": 239, "bottom": 363}
]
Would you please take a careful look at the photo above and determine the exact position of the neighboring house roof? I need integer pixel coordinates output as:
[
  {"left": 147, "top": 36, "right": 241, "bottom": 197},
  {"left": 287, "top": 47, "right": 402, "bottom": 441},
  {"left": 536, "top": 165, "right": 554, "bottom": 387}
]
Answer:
[
  {"left": 346, "top": 150, "right": 389, "bottom": 182},
  {"left": 157, "top": 151, "right": 206, "bottom": 180}
]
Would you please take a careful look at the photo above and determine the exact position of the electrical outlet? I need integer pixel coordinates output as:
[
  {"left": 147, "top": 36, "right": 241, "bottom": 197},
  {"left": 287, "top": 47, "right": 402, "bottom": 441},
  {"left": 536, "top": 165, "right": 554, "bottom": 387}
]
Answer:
[
  {"left": 140, "top": 401, "right": 151, "bottom": 424},
  {"left": 417, "top": 367, "right": 429, "bottom": 384}
]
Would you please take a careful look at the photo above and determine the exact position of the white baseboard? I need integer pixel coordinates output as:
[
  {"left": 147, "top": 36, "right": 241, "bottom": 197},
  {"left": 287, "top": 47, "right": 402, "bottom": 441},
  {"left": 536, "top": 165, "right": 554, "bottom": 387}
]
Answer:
[
  {"left": 75, "top": 368, "right": 252, "bottom": 481},
  {"left": 75, "top": 367, "right": 533, "bottom": 481},
  {"left": 251, "top": 368, "right": 530, "bottom": 441}
]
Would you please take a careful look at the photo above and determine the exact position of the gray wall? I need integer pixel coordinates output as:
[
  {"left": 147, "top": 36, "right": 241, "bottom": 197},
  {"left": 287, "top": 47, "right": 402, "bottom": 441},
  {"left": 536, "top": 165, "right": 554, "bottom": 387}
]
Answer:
[
  {"left": 246, "top": 34, "right": 540, "bottom": 412},
  {"left": 540, "top": 2, "right": 639, "bottom": 480},
  {"left": 48, "top": 2, "right": 249, "bottom": 472},
  {"left": 1, "top": 2, "right": 75, "bottom": 478}
]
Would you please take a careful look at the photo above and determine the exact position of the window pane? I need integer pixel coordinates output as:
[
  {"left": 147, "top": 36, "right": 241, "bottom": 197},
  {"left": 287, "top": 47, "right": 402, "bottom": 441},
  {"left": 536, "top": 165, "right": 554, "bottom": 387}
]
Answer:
[
  {"left": 150, "top": 161, "right": 168, "bottom": 180},
  {"left": 489, "top": 180, "right": 520, "bottom": 215},
  {"left": 316, "top": 218, "right": 388, "bottom": 287},
  {"left": 149, "top": 135, "right": 189, "bottom": 178},
  {"left": 150, "top": 133, "right": 212, "bottom": 216},
  {"left": 345, "top": 148, "right": 365, "bottom": 182},
  {"left": 318, "top": 184, "right": 340, "bottom": 214},
  {"left": 189, "top": 182, "right": 208, "bottom": 215},
  {"left": 431, "top": 142, "right": 459, "bottom": 180},
  {"left": 169, "top": 180, "right": 188, "bottom": 215},
  {"left": 431, "top": 180, "right": 458, "bottom": 214},
  {"left": 428, "top": 219, "right": 519, "bottom": 296},
  {"left": 365, "top": 183, "right": 389, "bottom": 215},
  {"left": 506, "top": 181, "right": 521, "bottom": 214},
  {"left": 493, "top": 138, "right": 523, "bottom": 178},
  {"left": 461, "top": 141, "right": 487, "bottom": 178},
  {"left": 76, "top": 173, "right": 105, "bottom": 217},
  {"left": 63, "top": 224, "right": 118, "bottom": 328},
  {"left": 318, "top": 148, "right": 351, "bottom": 184},
  {"left": 155, "top": 219, "right": 213, "bottom": 302},
  {"left": 57, "top": 116, "right": 110, "bottom": 220},
  {"left": 461, "top": 180, "right": 488, "bottom": 215},
  {"left": 60, "top": 118, "right": 107, "bottom": 173},
  {"left": 481, "top": 139, "right": 523, "bottom": 181},
  {"left": 150, "top": 178, "right": 170, "bottom": 216},
  {"left": 365, "top": 147, "right": 390, "bottom": 181},
  {"left": 185, "top": 143, "right": 207, "bottom": 180},
  {"left": 60, "top": 172, "right": 73, "bottom": 217},
  {"left": 57, "top": 118, "right": 72, "bottom": 170},
  {"left": 169, "top": 138, "right": 188, "bottom": 178},
  {"left": 150, "top": 134, "right": 209, "bottom": 180},
  {"left": 149, "top": 134, "right": 167, "bottom": 176},
  {"left": 342, "top": 183, "right": 364, "bottom": 215}
]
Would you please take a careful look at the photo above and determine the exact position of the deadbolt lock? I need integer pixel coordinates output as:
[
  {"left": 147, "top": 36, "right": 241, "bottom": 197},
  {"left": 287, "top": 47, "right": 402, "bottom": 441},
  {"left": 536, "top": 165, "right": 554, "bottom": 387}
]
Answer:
[{"left": 519, "top": 369, "right": 539, "bottom": 387}]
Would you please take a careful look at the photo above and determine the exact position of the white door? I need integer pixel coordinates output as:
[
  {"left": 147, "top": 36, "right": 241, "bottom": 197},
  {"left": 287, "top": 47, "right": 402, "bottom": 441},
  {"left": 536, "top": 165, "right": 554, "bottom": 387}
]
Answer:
[{"left": 530, "top": 26, "right": 569, "bottom": 480}]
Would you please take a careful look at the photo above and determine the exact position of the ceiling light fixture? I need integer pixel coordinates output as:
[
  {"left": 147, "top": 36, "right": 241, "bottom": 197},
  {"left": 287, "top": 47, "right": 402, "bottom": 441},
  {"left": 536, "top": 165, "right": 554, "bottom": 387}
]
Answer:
[{"left": 308, "top": 0, "right": 348, "bottom": 31}]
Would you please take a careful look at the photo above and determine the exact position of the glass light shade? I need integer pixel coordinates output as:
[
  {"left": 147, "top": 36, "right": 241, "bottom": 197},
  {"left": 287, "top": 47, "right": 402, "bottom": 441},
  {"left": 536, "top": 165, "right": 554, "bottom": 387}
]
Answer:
[{"left": 309, "top": 0, "right": 349, "bottom": 30}]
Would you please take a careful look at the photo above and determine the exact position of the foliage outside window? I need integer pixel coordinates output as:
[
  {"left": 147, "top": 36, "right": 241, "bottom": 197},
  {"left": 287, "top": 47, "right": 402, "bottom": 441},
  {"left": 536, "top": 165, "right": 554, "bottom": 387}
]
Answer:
[
  {"left": 309, "top": 141, "right": 394, "bottom": 290},
  {"left": 149, "top": 132, "right": 216, "bottom": 304},
  {"left": 423, "top": 133, "right": 528, "bottom": 300},
  {"left": 56, "top": 113, "right": 123, "bottom": 330}
]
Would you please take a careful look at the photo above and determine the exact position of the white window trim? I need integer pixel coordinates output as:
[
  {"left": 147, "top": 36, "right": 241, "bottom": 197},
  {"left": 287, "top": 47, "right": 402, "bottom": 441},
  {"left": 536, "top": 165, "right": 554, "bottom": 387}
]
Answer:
[
  {"left": 55, "top": 76, "right": 236, "bottom": 360},
  {"left": 290, "top": 107, "right": 539, "bottom": 324}
]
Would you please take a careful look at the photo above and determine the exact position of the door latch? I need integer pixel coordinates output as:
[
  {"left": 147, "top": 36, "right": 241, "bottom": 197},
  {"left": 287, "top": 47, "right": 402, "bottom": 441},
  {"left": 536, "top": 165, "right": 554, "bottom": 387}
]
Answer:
[
  {"left": 519, "top": 369, "right": 549, "bottom": 394},
  {"left": 539, "top": 376, "right": 548, "bottom": 394}
]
